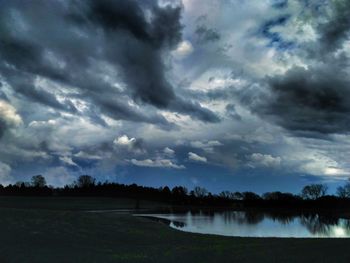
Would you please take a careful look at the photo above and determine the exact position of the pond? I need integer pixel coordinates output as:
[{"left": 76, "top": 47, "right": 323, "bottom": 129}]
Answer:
[{"left": 138, "top": 211, "right": 350, "bottom": 238}]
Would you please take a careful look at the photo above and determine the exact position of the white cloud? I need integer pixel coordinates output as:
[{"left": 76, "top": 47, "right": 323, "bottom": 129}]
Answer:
[
  {"left": 0, "top": 162, "right": 12, "bottom": 185},
  {"left": 130, "top": 158, "right": 185, "bottom": 169},
  {"left": 27, "top": 115, "right": 115, "bottom": 153},
  {"left": 324, "top": 167, "right": 350, "bottom": 176},
  {"left": 0, "top": 100, "right": 22, "bottom": 127},
  {"left": 299, "top": 159, "right": 350, "bottom": 177},
  {"left": 190, "top": 140, "right": 222, "bottom": 153},
  {"left": 74, "top": 151, "right": 102, "bottom": 160},
  {"left": 113, "top": 134, "right": 145, "bottom": 155},
  {"left": 282, "top": 142, "right": 350, "bottom": 177},
  {"left": 188, "top": 152, "right": 207, "bottom": 163},
  {"left": 163, "top": 147, "right": 175, "bottom": 155},
  {"left": 172, "top": 40, "right": 193, "bottom": 59},
  {"left": 114, "top": 135, "right": 136, "bottom": 146},
  {"left": 249, "top": 153, "right": 281, "bottom": 168},
  {"left": 59, "top": 156, "right": 78, "bottom": 167}
]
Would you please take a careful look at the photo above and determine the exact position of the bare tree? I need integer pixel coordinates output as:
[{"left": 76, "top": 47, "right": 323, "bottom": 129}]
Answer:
[
  {"left": 75, "top": 175, "right": 96, "bottom": 188},
  {"left": 172, "top": 186, "right": 188, "bottom": 196},
  {"left": 31, "top": 175, "right": 47, "bottom": 188},
  {"left": 242, "top": 191, "right": 261, "bottom": 201},
  {"left": 219, "top": 191, "right": 234, "bottom": 199},
  {"left": 15, "top": 181, "right": 30, "bottom": 188},
  {"left": 336, "top": 179, "right": 350, "bottom": 198},
  {"left": 193, "top": 186, "right": 208, "bottom": 198},
  {"left": 301, "top": 184, "right": 328, "bottom": 200},
  {"left": 232, "top": 192, "right": 243, "bottom": 200}
]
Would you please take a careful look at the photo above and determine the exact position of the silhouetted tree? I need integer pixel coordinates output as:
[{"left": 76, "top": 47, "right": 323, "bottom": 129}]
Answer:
[
  {"left": 263, "top": 191, "right": 282, "bottom": 201},
  {"left": 31, "top": 175, "right": 47, "bottom": 188},
  {"left": 219, "top": 191, "right": 234, "bottom": 199},
  {"left": 172, "top": 186, "right": 188, "bottom": 196},
  {"left": 242, "top": 191, "right": 261, "bottom": 201},
  {"left": 161, "top": 186, "right": 171, "bottom": 195},
  {"left": 76, "top": 175, "right": 96, "bottom": 188},
  {"left": 336, "top": 179, "right": 350, "bottom": 198},
  {"left": 15, "top": 181, "right": 30, "bottom": 188},
  {"left": 192, "top": 186, "right": 208, "bottom": 198},
  {"left": 301, "top": 184, "right": 328, "bottom": 200},
  {"left": 3, "top": 173, "right": 350, "bottom": 210},
  {"left": 232, "top": 192, "right": 243, "bottom": 200}
]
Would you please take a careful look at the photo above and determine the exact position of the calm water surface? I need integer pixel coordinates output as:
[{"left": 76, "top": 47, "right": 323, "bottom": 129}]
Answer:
[{"left": 140, "top": 211, "right": 350, "bottom": 238}]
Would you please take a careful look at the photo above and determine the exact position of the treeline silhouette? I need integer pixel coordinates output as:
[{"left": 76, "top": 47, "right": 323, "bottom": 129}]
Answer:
[{"left": 1, "top": 175, "right": 350, "bottom": 210}]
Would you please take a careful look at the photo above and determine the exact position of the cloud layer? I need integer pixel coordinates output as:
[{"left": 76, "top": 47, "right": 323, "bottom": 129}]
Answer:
[{"left": 0, "top": 0, "right": 349, "bottom": 193}]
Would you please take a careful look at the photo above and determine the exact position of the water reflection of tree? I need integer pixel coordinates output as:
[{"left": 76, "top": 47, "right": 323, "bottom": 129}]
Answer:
[
  {"left": 229, "top": 211, "right": 295, "bottom": 225},
  {"left": 222, "top": 211, "right": 246, "bottom": 225},
  {"left": 244, "top": 211, "right": 265, "bottom": 224},
  {"left": 220, "top": 211, "right": 265, "bottom": 225},
  {"left": 300, "top": 214, "right": 339, "bottom": 236},
  {"left": 172, "top": 221, "right": 185, "bottom": 228},
  {"left": 222, "top": 211, "right": 242, "bottom": 224},
  {"left": 344, "top": 219, "right": 350, "bottom": 229},
  {"left": 187, "top": 210, "right": 215, "bottom": 226},
  {"left": 266, "top": 212, "right": 295, "bottom": 225},
  {"left": 220, "top": 211, "right": 295, "bottom": 225}
]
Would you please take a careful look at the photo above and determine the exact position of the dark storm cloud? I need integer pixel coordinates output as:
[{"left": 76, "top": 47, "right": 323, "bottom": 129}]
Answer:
[
  {"left": 10, "top": 76, "right": 77, "bottom": 113},
  {"left": 225, "top": 104, "right": 242, "bottom": 121},
  {"left": 271, "top": 0, "right": 288, "bottom": 9},
  {"left": 0, "top": 119, "right": 7, "bottom": 138},
  {"left": 317, "top": 0, "right": 350, "bottom": 54},
  {"left": 82, "top": 0, "right": 181, "bottom": 108},
  {"left": 247, "top": 0, "right": 350, "bottom": 137},
  {"left": 258, "top": 66, "right": 350, "bottom": 135},
  {"left": 0, "top": 0, "right": 219, "bottom": 126},
  {"left": 170, "top": 98, "right": 220, "bottom": 122},
  {"left": 95, "top": 96, "right": 174, "bottom": 129},
  {"left": 195, "top": 25, "right": 221, "bottom": 44}
]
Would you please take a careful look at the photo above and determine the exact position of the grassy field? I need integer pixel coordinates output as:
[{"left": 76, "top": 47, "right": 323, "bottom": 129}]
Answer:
[{"left": 0, "top": 197, "right": 349, "bottom": 263}]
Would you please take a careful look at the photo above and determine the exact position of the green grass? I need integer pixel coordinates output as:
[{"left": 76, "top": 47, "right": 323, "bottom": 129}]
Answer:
[{"left": 0, "top": 197, "right": 349, "bottom": 262}]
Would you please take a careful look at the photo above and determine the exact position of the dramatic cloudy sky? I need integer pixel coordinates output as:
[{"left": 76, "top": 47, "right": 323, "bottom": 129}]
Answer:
[{"left": 0, "top": 0, "right": 350, "bottom": 193}]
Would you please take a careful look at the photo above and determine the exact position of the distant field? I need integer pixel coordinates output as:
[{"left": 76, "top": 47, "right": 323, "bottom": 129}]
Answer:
[
  {"left": 0, "top": 197, "right": 349, "bottom": 263},
  {"left": 0, "top": 196, "right": 167, "bottom": 211}
]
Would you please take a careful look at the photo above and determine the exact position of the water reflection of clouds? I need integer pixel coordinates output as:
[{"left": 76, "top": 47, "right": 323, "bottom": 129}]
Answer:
[{"left": 146, "top": 211, "right": 350, "bottom": 238}]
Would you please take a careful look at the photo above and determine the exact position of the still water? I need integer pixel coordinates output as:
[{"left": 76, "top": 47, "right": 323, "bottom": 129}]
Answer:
[{"left": 141, "top": 211, "right": 350, "bottom": 238}]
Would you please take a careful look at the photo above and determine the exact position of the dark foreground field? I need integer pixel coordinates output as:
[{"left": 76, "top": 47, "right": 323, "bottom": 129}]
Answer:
[{"left": 0, "top": 197, "right": 350, "bottom": 263}]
